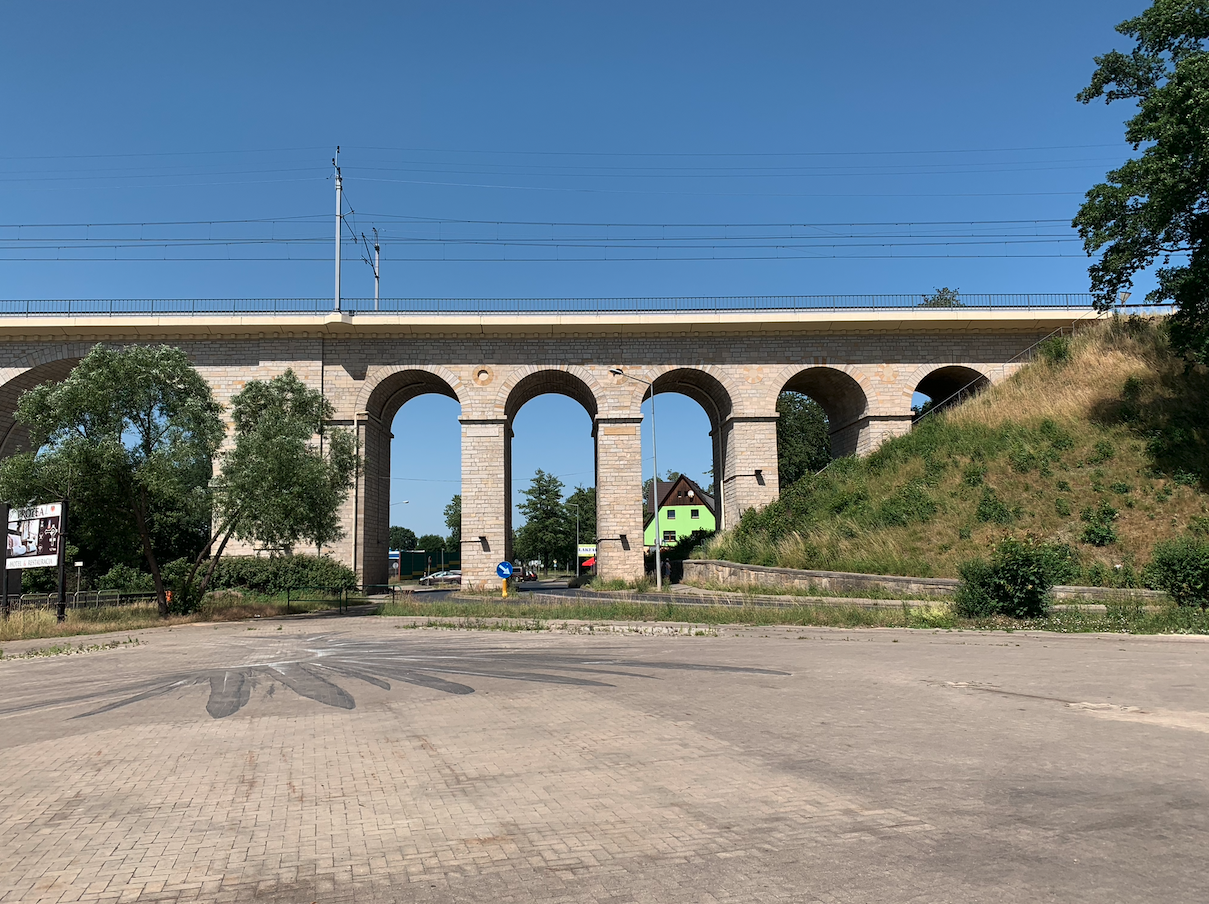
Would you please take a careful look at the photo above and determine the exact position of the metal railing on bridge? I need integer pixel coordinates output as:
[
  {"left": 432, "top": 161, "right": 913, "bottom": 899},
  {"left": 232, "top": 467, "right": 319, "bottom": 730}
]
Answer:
[{"left": 0, "top": 294, "right": 1100, "bottom": 317}]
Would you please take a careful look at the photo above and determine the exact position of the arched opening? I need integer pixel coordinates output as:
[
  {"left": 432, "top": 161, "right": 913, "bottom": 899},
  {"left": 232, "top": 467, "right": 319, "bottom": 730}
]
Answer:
[
  {"left": 504, "top": 371, "right": 597, "bottom": 577},
  {"left": 912, "top": 366, "right": 990, "bottom": 419},
  {"left": 360, "top": 370, "right": 461, "bottom": 587},
  {"left": 0, "top": 357, "right": 83, "bottom": 459},
  {"left": 643, "top": 370, "right": 729, "bottom": 554},
  {"left": 779, "top": 367, "right": 869, "bottom": 463}
]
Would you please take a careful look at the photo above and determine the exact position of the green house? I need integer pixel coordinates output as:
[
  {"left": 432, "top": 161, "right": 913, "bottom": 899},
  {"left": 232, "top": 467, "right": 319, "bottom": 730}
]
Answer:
[{"left": 643, "top": 475, "right": 716, "bottom": 548}]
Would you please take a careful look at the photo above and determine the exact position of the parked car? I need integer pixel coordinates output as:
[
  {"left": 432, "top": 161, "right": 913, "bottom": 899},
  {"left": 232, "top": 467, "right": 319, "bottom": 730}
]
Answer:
[{"left": 419, "top": 570, "right": 461, "bottom": 586}]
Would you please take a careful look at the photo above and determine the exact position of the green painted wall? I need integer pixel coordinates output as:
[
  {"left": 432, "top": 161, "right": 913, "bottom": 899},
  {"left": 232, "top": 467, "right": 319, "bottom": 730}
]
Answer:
[{"left": 644, "top": 504, "right": 716, "bottom": 546}]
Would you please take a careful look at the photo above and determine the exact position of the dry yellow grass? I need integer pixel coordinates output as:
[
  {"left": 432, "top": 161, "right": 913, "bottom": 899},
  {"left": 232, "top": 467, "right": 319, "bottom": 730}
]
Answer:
[
  {"left": 948, "top": 317, "right": 1166, "bottom": 429},
  {"left": 704, "top": 316, "right": 1209, "bottom": 581}
]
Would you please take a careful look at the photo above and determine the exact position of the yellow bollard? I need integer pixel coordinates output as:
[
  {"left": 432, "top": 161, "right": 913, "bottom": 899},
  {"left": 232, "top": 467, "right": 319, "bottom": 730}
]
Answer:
[{"left": 501, "top": 577, "right": 508, "bottom": 599}]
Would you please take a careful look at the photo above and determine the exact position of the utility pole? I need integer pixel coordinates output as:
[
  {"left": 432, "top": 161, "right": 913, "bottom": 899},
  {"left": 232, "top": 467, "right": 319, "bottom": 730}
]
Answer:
[
  {"left": 373, "top": 227, "right": 380, "bottom": 310},
  {"left": 333, "top": 147, "right": 342, "bottom": 312}
]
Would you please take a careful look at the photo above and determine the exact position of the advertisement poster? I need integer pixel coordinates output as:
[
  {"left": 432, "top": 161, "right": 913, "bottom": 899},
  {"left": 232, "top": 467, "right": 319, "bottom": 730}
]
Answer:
[{"left": 6, "top": 503, "right": 63, "bottom": 570}]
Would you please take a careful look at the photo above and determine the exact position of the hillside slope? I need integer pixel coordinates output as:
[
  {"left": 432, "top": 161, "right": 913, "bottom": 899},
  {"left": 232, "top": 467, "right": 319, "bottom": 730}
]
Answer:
[{"left": 702, "top": 317, "right": 1209, "bottom": 585}]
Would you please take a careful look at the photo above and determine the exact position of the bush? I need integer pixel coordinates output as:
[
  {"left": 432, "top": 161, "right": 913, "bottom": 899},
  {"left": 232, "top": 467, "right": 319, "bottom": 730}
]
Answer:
[
  {"left": 976, "top": 487, "right": 1014, "bottom": 524},
  {"left": 1080, "top": 501, "right": 1119, "bottom": 546},
  {"left": 96, "top": 563, "right": 155, "bottom": 592},
  {"left": 954, "top": 534, "right": 1072, "bottom": 618},
  {"left": 1037, "top": 335, "right": 1071, "bottom": 366},
  {"left": 209, "top": 555, "right": 358, "bottom": 595},
  {"left": 1145, "top": 538, "right": 1209, "bottom": 608},
  {"left": 876, "top": 482, "right": 937, "bottom": 527}
]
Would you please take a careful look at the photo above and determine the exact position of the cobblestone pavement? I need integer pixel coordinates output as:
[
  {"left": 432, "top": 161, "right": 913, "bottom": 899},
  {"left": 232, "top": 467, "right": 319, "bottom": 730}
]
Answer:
[{"left": 1, "top": 619, "right": 1207, "bottom": 903}]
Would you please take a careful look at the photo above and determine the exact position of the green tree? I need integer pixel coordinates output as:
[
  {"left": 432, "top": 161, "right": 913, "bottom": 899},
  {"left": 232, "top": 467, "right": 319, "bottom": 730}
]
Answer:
[
  {"left": 0, "top": 345, "right": 223, "bottom": 615},
  {"left": 1075, "top": 1, "right": 1209, "bottom": 362},
  {"left": 204, "top": 370, "right": 356, "bottom": 602},
  {"left": 444, "top": 494, "right": 461, "bottom": 549},
  {"left": 416, "top": 533, "right": 446, "bottom": 553},
  {"left": 919, "top": 287, "right": 964, "bottom": 307},
  {"left": 776, "top": 391, "right": 830, "bottom": 488},
  {"left": 514, "top": 468, "right": 572, "bottom": 572},
  {"left": 566, "top": 485, "right": 596, "bottom": 548},
  {"left": 389, "top": 525, "right": 417, "bottom": 550}
]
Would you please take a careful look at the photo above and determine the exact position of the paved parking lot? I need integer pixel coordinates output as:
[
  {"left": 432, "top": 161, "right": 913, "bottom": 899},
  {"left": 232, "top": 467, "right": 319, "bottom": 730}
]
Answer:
[{"left": 1, "top": 618, "right": 1206, "bottom": 903}]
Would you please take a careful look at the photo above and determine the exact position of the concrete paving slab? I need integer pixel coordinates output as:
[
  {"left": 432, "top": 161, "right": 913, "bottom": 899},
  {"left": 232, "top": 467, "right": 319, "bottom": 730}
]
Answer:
[{"left": 0, "top": 618, "right": 1205, "bottom": 902}]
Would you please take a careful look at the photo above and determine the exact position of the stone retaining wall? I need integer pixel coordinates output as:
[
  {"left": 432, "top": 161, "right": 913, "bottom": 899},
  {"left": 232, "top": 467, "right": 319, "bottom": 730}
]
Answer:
[{"left": 682, "top": 559, "right": 1167, "bottom": 603}]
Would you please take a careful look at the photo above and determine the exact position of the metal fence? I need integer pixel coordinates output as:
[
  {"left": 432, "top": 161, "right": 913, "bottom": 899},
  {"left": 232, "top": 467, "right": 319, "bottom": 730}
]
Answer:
[
  {"left": 3, "top": 590, "right": 159, "bottom": 612},
  {"left": 0, "top": 294, "right": 1100, "bottom": 316}
]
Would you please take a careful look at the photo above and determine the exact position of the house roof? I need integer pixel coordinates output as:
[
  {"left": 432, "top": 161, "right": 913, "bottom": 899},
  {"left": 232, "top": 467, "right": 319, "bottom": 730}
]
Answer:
[{"left": 644, "top": 474, "right": 716, "bottom": 530}]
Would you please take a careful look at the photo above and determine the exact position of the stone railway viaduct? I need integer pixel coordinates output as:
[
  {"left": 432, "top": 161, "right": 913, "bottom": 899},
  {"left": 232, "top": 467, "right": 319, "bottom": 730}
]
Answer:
[{"left": 0, "top": 300, "right": 1094, "bottom": 589}]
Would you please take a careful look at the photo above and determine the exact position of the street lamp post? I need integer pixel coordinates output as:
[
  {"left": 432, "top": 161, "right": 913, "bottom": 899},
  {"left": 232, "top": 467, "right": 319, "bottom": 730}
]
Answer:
[
  {"left": 566, "top": 501, "right": 580, "bottom": 577},
  {"left": 609, "top": 368, "right": 662, "bottom": 591}
]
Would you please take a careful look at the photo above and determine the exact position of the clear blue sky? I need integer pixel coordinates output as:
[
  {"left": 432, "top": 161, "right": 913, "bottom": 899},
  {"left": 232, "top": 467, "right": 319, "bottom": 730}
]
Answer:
[{"left": 2, "top": 1, "right": 1152, "bottom": 536}]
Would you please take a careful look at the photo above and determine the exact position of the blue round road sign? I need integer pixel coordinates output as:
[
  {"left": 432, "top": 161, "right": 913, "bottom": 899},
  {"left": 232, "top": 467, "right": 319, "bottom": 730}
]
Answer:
[{"left": 496, "top": 561, "right": 514, "bottom": 579}]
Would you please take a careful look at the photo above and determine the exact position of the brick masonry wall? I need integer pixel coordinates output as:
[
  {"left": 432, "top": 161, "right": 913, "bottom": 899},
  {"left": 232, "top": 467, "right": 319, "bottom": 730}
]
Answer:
[{"left": 0, "top": 328, "right": 1043, "bottom": 588}]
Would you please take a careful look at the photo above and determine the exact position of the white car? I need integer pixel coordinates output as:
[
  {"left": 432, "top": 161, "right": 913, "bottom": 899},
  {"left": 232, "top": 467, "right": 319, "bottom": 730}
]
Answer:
[{"left": 419, "top": 570, "right": 461, "bottom": 586}]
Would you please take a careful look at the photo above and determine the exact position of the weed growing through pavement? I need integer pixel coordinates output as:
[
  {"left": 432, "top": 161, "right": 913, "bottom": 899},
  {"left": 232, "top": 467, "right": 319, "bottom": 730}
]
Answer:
[{"left": 0, "top": 636, "right": 141, "bottom": 660}]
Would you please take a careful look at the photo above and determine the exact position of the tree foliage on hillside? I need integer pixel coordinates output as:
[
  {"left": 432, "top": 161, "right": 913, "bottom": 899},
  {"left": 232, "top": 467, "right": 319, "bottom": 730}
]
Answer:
[
  {"left": 919, "top": 287, "right": 964, "bottom": 308},
  {"left": 1075, "top": 0, "right": 1209, "bottom": 363},
  {"left": 776, "top": 391, "right": 830, "bottom": 487}
]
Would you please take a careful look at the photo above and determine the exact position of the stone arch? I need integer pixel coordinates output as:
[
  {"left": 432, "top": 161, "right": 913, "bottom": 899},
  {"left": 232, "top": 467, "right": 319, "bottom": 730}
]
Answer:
[
  {"left": 0, "top": 355, "right": 85, "bottom": 458},
  {"left": 497, "top": 367, "right": 600, "bottom": 568},
  {"left": 353, "top": 366, "right": 464, "bottom": 588},
  {"left": 355, "top": 365, "right": 464, "bottom": 423},
  {"left": 909, "top": 364, "right": 992, "bottom": 417},
  {"left": 778, "top": 366, "right": 870, "bottom": 458},
  {"left": 646, "top": 367, "right": 734, "bottom": 428},
  {"left": 498, "top": 366, "right": 600, "bottom": 423}
]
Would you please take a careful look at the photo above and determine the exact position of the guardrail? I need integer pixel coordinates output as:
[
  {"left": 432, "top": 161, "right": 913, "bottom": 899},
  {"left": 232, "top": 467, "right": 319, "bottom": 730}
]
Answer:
[{"left": 0, "top": 294, "right": 1101, "bottom": 316}]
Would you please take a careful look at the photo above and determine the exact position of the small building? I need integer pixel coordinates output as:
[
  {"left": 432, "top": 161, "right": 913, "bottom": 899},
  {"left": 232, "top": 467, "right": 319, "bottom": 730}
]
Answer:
[{"left": 643, "top": 475, "right": 716, "bottom": 548}]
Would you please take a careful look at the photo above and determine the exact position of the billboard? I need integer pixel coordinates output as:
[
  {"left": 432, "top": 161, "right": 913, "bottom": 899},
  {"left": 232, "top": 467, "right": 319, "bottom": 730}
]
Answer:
[{"left": 7, "top": 502, "right": 64, "bottom": 570}]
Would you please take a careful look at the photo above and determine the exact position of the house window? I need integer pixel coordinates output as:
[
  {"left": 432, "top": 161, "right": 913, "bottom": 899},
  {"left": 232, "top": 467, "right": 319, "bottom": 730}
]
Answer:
[
  {"left": 690, "top": 508, "right": 700, "bottom": 519},
  {"left": 666, "top": 509, "right": 676, "bottom": 520},
  {"left": 663, "top": 530, "right": 677, "bottom": 542}
]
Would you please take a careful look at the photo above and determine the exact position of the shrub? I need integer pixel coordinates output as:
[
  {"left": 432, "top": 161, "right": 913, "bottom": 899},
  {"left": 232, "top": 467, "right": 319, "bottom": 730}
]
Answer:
[
  {"left": 1080, "top": 501, "right": 1119, "bottom": 546},
  {"left": 976, "top": 487, "right": 1014, "bottom": 524},
  {"left": 1039, "top": 418, "right": 1074, "bottom": 451},
  {"left": 1088, "top": 439, "right": 1116, "bottom": 464},
  {"left": 209, "top": 555, "right": 358, "bottom": 595},
  {"left": 1054, "top": 497, "right": 1072, "bottom": 518},
  {"left": 1036, "top": 335, "right": 1071, "bottom": 366},
  {"left": 1009, "top": 444, "right": 1038, "bottom": 474},
  {"left": 1145, "top": 538, "right": 1209, "bottom": 608},
  {"left": 876, "top": 482, "right": 937, "bottom": 527},
  {"left": 96, "top": 563, "right": 155, "bottom": 592},
  {"left": 962, "top": 463, "right": 987, "bottom": 486},
  {"left": 954, "top": 534, "right": 1069, "bottom": 618}
]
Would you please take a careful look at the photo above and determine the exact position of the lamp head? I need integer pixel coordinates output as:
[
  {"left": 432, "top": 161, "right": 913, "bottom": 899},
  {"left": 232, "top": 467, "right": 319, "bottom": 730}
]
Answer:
[{"left": 609, "top": 368, "right": 624, "bottom": 376}]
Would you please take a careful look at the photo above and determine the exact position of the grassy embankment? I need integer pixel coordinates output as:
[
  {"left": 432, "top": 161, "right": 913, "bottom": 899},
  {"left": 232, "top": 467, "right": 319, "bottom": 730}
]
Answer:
[
  {"left": 700, "top": 317, "right": 1209, "bottom": 584},
  {"left": 0, "top": 593, "right": 335, "bottom": 644}
]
